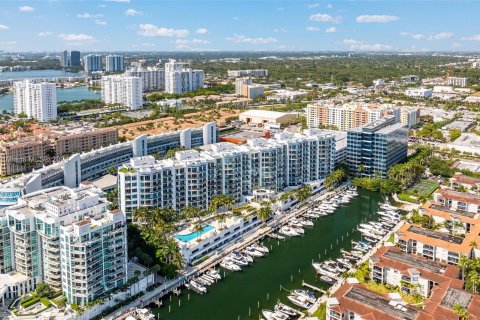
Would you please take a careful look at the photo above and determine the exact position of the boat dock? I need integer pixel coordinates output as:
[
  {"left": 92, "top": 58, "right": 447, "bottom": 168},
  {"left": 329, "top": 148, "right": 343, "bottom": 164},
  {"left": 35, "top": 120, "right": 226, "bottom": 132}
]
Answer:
[{"left": 301, "top": 281, "right": 325, "bottom": 294}]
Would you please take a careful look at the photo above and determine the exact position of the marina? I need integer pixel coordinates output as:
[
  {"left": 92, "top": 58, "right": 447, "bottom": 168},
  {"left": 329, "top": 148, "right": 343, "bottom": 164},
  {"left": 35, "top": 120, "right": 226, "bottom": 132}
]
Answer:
[{"left": 152, "top": 189, "right": 387, "bottom": 320}]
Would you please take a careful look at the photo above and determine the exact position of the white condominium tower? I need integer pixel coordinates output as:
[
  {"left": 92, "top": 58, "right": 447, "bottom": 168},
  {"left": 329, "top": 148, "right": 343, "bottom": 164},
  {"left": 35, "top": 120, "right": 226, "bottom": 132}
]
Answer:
[
  {"left": 105, "top": 54, "right": 125, "bottom": 72},
  {"left": 83, "top": 54, "right": 103, "bottom": 72},
  {"left": 126, "top": 66, "right": 165, "bottom": 91},
  {"left": 1, "top": 185, "right": 127, "bottom": 305},
  {"left": 118, "top": 129, "right": 335, "bottom": 217},
  {"left": 13, "top": 80, "right": 57, "bottom": 122},
  {"left": 228, "top": 69, "right": 268, "bottom": 78},
  {"left": 101, "top": 75, "right": 143, "bottom": 110},
  {"left": 164, "top": 59, "right": 204, "bottom": 94}
]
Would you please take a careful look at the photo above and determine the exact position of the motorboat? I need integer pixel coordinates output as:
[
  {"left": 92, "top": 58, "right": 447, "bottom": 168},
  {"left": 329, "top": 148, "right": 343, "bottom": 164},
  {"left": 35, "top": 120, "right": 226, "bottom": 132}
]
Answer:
[
  {"left": 287, "top": 294, "right": 313, "bottom": 309},
  {"left": 188, "top": 280, "right": 207, "bottom": 293},
  {"left": 279, "top": 226, "right": 300, "bottom": 237},
  {"left": 319, "top": 275, "right": 335, "bottom": 284},
  {"left": 232, "top": 250, "right": 253, "bottom": 263},
  {"left": 293, "top": 289, "right": 316, "bottom": 303},
  {"left": 205, "top": 269, "right": 221, "bottom": 280},
  {"left": 289, "top": 220, "right": 304, "bottom": 228},
  {"left": 252, "top": 243, "right": 269, "bottom": 253},
  {"left": 262, "top": 310, "right": 289, "bottom": 320},
  {"left": 227, "top": 255, "right": 249, "bottom": 266},
  {"left": 274, "top": 303, "right": 298, "bottom": 317},
  {"left": 299, "top": 219, "right": 314, "bottom": 227},
  {"left": 289, "top": 226, "right": 304, "bottom": 235},
  {"left": 220, "top": 260, "right": 241, "bottom": 271},
  {"left": 244, "top": 246, "right": 264, "bottom": 257}
]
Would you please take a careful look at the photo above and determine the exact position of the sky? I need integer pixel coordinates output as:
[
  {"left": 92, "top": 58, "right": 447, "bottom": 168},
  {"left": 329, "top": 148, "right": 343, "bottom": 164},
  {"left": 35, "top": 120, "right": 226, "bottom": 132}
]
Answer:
[{"left": 0, "top": 0, "right": 479, "bottom": 52}]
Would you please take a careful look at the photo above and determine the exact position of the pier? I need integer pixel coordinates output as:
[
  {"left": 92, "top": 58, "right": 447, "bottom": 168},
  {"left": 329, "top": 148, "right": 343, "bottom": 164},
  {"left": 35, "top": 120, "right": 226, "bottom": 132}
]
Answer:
[{"left": 301, "top": 281, "right": 326, "bottom": 294}]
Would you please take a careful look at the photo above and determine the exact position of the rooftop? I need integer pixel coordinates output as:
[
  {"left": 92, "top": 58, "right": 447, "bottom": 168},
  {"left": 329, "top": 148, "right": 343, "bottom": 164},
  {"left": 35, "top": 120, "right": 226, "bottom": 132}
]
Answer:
[
  {"left": 240, "top": 109, "right": 290, "bottom": 119},
  {"left": 407, "top": 225, "right": 464, "bottom": 245},
  {"left": 383, "top": 249, "right": 446, "bottom": 274},
  {"left": 428, "top": 203, "right": 477, "bottom": 219},
  {"left": 441, "top": 288, "right": 472, "bottom": 310},
  {"left": 345, "top": 286, "right": 419, "bottom": 320}
]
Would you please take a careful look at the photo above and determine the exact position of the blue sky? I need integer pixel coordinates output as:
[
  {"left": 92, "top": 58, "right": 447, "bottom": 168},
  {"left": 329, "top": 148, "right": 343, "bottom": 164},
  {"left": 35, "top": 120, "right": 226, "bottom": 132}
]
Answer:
[{"left": 0, "top": 0, "right": 479, "bottom": 52}]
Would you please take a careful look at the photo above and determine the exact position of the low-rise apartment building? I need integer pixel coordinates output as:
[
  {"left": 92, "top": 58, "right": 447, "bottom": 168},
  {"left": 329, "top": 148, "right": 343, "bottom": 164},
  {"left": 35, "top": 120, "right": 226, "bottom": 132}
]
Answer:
[
  {"left": 395, "top": 222, "right": 480, "bottom": 264},
  {"left": 405, "top": 87, "right": 432, "bottom": 98},
  {"left": 420, "top": 201, "right": 478, "bottom": 236},
  {"left": 326, "top": 280, "right": 480, "bottom": 320},
  {"left": 0, "top": 127, "right": 119, "bottom": 176},
  {"left": 433, "top": 188, "right": 480, "bottom": 213},
  {"left": 370, "top": 246, "right": 462, "bottom": 298},
  {"left": 227, "top": 69, "right": 268, "bottom": 78},
  {"left": 449, "top": 173, "right": 480, "bottom": 192}
]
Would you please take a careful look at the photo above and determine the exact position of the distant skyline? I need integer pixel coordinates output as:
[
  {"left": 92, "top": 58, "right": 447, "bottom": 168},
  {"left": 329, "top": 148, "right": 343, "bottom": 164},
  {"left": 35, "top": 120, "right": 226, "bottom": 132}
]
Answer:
[{"left": 0, "top": 1, "right": 479, "bottom": 52}]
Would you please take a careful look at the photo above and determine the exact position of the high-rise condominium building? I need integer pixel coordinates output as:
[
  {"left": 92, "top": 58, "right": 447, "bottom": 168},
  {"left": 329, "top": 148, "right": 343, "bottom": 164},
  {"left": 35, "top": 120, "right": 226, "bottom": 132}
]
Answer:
[
  {"left": 70, "top": 51, "right": 81, "bottom": 67},
  {"left": 13, "top": 80, "right": 57, "bottom": 122},
  {"left": 101, "top": 75, "right": 143, "bottom": 110},
  {"left": 83, "top": 54, "right": 103, "bottom": 72},
  {"left": 1, "top": 185, "right": 127, "bottom": 305},
  {"left": 347, "top": 115, "right": 408, "bottom": 178},
  {"left": 118, "top": 129, "right": 335, "bottom": 217},
  {"left": 164, "top": 59, "right": 204, "bottom": 94},
  {"left": 60, "top": 50, "right": 70, "bottom": 68},
  {"left": 126, "top": 66, "right": 165, "bottom": 91},
  {"left": 235, "top": 77, "right": 253, "bottom": 95},
  {"left": 105, "top": 54, "right": 125, "bottom": 72},
  {"left": 228, "top": 69, "right": 268, "bottom": 78},
  {"left": 306, "top": 102, "right": 394, "bottom": 131}
]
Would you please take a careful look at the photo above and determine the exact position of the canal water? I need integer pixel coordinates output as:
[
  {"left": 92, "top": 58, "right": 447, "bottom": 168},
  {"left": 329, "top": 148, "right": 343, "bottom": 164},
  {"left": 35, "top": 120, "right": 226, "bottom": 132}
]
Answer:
[{"left": 154, "top": 189, "right": 384, "bottom": 320}]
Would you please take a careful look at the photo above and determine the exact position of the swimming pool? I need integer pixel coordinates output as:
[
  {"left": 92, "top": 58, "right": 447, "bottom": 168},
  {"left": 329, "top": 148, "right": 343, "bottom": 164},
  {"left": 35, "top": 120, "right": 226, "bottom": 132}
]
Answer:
[{"left": 175, "top": 225, "right": 215, "bottom": 243}]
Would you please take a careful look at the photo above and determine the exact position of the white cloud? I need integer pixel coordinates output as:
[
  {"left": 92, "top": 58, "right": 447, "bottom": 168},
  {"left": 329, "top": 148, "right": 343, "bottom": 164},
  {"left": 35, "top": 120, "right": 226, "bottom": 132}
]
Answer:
[
  {"left": 308, "top": 3, "right": 320, "bottom": 9},
  {"left": 95, "top": 20, "right": 107, "bottom": 26},
  {"left": 1, "top": 41, "right": 16, "bottom": 45},
  {"left": 306, "top": 26, "right": 320, "bottom": 31},
  {"left": 195, "top": 28, "right": 209, "bottom": 34},
  {"left": 104, "top": 0, "right": 130, "bottom": 2},
  {"left": 401, "top": 32, "right": 454, "bottom": 41},
  {"left": 77, "top": 13, "right": 103, "bottom": 19},
  {"left": 19, "top": 6, "right": 34, "bottom": 12},
  {"left": 125, "top": 8, "right": 142, "bottom": 16},
  {"left": 0, "top": 24, "right": 9, "bottom": 30},
  {"left": 461, "top": 34, "right": 480, "bottom": 41},
  {"left": 273, "top": 28, "right": 289, "bottom": 33},
  {"left": 58, "top": 33, "right": 94, "bottom": 42},
  {"left": 175, "top": 38, "right": 210, "bottom": 49},
  {"left": 356, "top": 15, "right": 399, "bottom": 23},
  {"left": 38, "top": 31, "right": 53, "bottom": 37},
  {"left": 309, "top": 13, "right": 341, "bottom": 23},
  {"left": 326, "top": 3, "right": 333, "bottom": 9},
  {"left": 325, "top": 27, "right": 337, "bottom": 33},
  {"left": 138, "top": 24, "right": 189, "bottom": 37},
  {"left": 226, "top": 34, "right": 277, "bottom": 45},
  {"left": 451, "top": 43, "right": 461, "bottom": 49},
  {"left": 342, "top": 39, "right": 392, "bottom": 51}
]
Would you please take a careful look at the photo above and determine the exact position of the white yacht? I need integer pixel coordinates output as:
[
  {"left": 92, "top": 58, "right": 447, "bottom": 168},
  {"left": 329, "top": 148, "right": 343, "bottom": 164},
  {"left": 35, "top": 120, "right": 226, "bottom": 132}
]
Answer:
[
  {"left": 220, "top": 260, "right": 242, "bottom": 271},
  {"left": 188, "top": 280, "right": 207, "bottom": 293},
  {"left": 274, "top": 303, "right": 297, "bottom": 317},
  {"left": 244, "top": 246, "right": 264, "bottom": 257},
  {"left": 279, "top": 226, "right": 300, "bottom": 237},
  {"left": 287, "top": 294, "right": 313, "bottom": 309},
  {"left": 252, "top": 243, "right": 269, "bottom": 253}
]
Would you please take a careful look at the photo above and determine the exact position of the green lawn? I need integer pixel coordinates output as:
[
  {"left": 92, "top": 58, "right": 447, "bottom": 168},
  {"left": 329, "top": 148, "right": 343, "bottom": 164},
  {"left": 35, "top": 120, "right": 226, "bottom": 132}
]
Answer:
[{"left": 406, "top": 180, "right": 439, "bottom": 198}]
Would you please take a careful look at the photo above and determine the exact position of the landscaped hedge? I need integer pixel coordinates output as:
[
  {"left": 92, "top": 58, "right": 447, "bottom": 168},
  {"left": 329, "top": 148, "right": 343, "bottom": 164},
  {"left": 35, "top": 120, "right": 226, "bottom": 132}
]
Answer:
[
  {"left": 40, "top": 298, "right": 51, "bottom": 308},
  {"left": 20, "top": 297, "right": 40, "bottom": 309},
  {"left": 398, "top": 193, "right": 419, "bottom": 204}
]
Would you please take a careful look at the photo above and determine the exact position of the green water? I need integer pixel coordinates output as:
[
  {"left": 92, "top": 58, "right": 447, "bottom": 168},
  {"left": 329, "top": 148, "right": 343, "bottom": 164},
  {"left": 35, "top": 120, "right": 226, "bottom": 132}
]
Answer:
[{"left": 155, "top": 190, "right": 383, "bottom": 320}]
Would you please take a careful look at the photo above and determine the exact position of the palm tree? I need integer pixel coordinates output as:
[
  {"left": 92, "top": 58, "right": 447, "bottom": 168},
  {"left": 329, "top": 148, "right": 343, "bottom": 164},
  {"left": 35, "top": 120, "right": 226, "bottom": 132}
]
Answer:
[
  {"left": 181, "top": 205, "right": 201, "bottom": 222},
  {"left": 257, "top": 206, "right": 273, "bottom": 222},
  {"left": 216, "top": 213, "right": 227, "bottom": 229},
  {"left": 295, "top": 184, "right": 312, "bottom": 204},
  {"left": 157, "top": 238, "right": 183, "bottom": 271}
]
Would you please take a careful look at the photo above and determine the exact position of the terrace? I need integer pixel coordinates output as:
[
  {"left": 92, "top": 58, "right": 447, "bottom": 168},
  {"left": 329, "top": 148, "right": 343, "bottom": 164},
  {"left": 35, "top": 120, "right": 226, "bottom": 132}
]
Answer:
[
  {"left": 345, "top": 286, "right": 419, "bottom": 320},
  {"left": 407, "top": 226, "right": 464, "bottom": 245}
]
